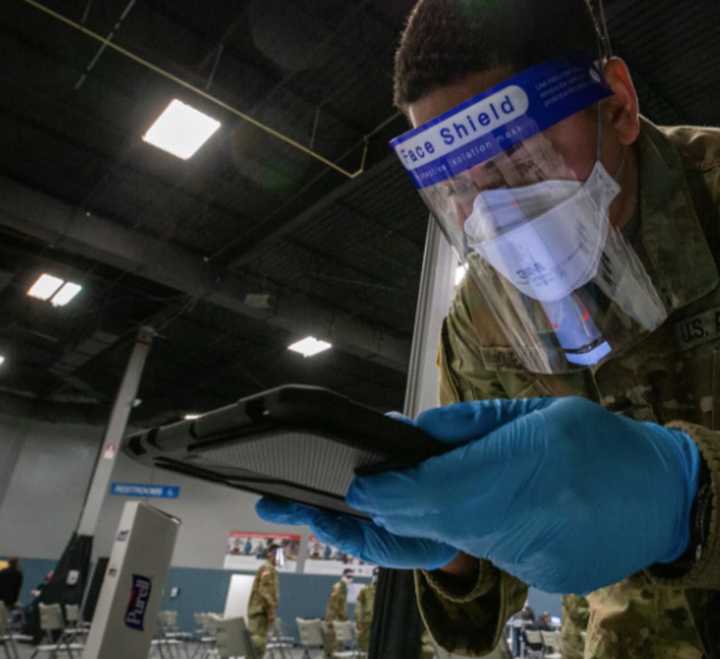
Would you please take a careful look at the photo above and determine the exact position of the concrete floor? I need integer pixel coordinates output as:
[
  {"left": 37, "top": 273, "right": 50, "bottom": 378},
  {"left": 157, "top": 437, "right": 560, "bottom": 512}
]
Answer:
[{"left": 7, "top": 640, "right": 322, "bottom": 659}]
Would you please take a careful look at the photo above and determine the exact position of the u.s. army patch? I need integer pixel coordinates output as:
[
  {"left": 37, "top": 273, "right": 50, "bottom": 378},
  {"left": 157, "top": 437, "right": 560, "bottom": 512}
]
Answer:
[{"left": 674, "top": 307, "right": 720, "bottom": 351}]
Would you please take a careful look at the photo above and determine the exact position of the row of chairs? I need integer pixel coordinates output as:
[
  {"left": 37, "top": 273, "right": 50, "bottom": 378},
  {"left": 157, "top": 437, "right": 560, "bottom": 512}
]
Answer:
[
  {"left": 191, "top": 614, "right": 365, "bottom": 659},
  {"left": 190, "top": 614, "right": 292, "bottom": 659},
  {"left": 31, "top": 603, "right": 89, "bottom": 659}
]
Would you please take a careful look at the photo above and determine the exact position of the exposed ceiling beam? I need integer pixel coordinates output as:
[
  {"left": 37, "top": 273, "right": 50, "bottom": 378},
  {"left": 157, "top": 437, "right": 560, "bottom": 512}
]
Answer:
[
  {"left": 223, "top": 153, "right": 400, "bottom": 268},
  {"left": 0, "top": 175, "right": 410, "bottom": 373}
]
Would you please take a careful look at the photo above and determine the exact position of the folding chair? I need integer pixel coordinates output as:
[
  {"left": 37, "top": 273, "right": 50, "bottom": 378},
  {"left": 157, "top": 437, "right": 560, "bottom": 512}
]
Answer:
[
  {"left": 540, "top": 630, "right": 562, "bottom": 659},
  {"left": 31, "top": 604, "right": 84, "bottom": 659},
  {"left": 194, "top": 613, "right": 221, "bottom": 659},
  {"left": 331, "top": 620, "right": 364, "bottom": 658},
  {"left": 266, "top": 618, "right": 293, "bottom": 658},
  {"left": 296, "top": 618, "right": 325, "bottom": 659},
  {"left": 0, "top": 603, "right": 19, "bottom": 659},
  {"left": 215, "top": 616, "right": 257, "bottom": 659},
  {"left": 62, "top": 605, "right": 87, "bottom": 644},
  {"left": 523, "top": 630, "right": 545, "bottom": 659}
]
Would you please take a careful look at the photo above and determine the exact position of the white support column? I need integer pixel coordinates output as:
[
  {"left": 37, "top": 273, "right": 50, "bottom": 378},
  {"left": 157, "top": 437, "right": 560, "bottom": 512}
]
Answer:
[
  {"left": 77, "top": 326, "right": 155, "bottom": 536},
  {"left": 404, "top": 217, "right": 458, "bottom": 418}
]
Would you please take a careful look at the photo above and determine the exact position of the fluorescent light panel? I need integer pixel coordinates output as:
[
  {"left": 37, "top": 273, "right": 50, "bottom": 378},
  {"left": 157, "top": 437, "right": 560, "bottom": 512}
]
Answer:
[
  {"left": 28, "top": 274, "right": 64, "bottom": 301},
  {"left": 50, "top": 282, "right": 83, "bottom": 307},
  {"left": 288, "top": 336, "right": 333, "bottom": 358},
  {"left": 143, "top": 99, "right": 221, "bottom": 160}
]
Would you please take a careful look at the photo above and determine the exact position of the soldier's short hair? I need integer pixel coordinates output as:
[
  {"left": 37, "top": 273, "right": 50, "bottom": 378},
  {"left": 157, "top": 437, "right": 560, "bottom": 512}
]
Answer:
[{"left": 394, "top": 0, "right": 604, "bottom": 109}]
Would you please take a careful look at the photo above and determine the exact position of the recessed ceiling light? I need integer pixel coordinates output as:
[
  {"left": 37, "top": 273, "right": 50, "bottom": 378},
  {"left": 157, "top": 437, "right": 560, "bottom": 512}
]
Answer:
[
  {"left": 455, "top": 264, "right": 469, "bottom": 286},
  {"left": 184, "top": 414, "right": 202, "bottom": 421},
  {"left": 288, "top": 336, "right": 333, "bottom": 358},
  {"left": 0, "top": 355, "right": 5, "bottom": 367},
  {"left": 143, "top": 99, "right": 221, "bottom": 160},
  {"left": 50, "top": 282, "right": 83, "bottom": 308},
  {"left": 27, "top": 274, "right": 64, "bottom": 301}
]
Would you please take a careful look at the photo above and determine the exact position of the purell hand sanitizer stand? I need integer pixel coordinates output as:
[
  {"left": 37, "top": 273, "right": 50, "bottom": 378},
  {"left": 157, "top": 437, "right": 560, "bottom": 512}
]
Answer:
[{"left": 82, "top": 502, "right": 180, "bottom": 659}]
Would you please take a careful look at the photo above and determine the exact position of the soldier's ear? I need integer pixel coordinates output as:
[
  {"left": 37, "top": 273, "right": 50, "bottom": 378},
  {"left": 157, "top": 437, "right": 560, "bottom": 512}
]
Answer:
[{"left": 602, "top": 57, "right": 640, "bottom": 146}]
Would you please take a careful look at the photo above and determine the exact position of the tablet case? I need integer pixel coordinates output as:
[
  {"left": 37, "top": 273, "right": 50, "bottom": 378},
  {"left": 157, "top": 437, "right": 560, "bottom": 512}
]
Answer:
[{"left": 123, "top": 385, "right": 447, "bottom": 518}]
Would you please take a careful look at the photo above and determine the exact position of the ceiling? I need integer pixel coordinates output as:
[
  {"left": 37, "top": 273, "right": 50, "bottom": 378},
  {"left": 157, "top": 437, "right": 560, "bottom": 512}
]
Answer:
[{"left": 1, "top": 0, "right": 718, "bottom": 426}]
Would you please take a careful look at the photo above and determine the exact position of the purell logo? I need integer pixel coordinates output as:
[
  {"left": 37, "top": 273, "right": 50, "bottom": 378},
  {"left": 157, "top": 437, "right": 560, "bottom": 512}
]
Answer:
[
  {"left": 125, "top": 575, "right": 152, "bottom": 631},
  {"left": 393, "top": 85, "right": 529, "bottom": 169}
]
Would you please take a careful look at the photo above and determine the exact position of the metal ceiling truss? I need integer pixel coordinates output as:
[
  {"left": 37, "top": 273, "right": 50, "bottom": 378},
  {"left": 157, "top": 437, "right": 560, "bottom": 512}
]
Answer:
[{"left": 0, "top": 176, "right": 410, "bottom": 373}]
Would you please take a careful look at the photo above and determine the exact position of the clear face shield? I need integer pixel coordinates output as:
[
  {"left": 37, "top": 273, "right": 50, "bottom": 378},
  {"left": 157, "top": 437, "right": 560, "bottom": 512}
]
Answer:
[{"left": 391, "top": 56, "right": 667, "bottom": 374}]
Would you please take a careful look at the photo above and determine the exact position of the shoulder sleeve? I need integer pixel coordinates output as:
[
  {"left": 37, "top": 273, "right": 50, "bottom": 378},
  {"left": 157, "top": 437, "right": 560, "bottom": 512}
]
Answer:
[{"left": 646, "top": 421, "right": 720, "bottom": 589}]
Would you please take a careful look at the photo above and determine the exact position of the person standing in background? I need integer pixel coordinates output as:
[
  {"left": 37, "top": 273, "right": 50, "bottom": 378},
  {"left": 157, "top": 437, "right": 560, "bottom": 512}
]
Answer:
[
  {"left": 324, "top": 568, "right": 353, "bottom": 657},
  {"left": 247, "top": 543, "right": 280, "bottom": 656},
  {"left": 355, "top": 569, "right": 377, "bottom": 652},
  {"left": 0, "top": 558, "right": 23, "bottom": 608}
]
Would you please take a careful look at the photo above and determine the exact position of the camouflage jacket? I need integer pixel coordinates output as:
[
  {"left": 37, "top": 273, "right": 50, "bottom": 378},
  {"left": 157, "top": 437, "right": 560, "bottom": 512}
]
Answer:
[
  {"left": 415, "top": 118, "right": 720, "bottom": 659},
  {"left": 326, "top": 579, "right": 349, "bottom": 622},
  {"left": 356, "top": 583, "right": 376, "bottom": 632},
  {"left": 561, "top": 595, "right": 590, "bottom": 659},
  {"left": 248, "top": 560, "right": 279, "bottom": 618}
]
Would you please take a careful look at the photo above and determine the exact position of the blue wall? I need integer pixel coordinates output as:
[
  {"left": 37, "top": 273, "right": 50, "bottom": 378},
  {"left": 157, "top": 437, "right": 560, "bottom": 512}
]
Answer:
[
  {"left": 159, "top": 568, "right": 362, "bottom": 635},
  {"left": 528, "top": 589, "right": 562, "bottom": 619},
  {"left": 17, "top": 558, "right": 56, "bottom": 605},
  {"left": 16, "top": 558, "right": 363, "bottom": 638},
  {"left": 16, "top": 558, "right": 560, "bottom": 636}
]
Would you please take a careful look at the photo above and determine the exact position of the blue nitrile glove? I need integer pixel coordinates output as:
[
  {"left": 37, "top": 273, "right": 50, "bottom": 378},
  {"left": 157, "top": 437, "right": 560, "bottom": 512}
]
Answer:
[
  {"left": 347, "top": 397, "right": 701, "bottom": 594},
  {"left": 256, "top": 499, "right": 458, "bottom": 570}
]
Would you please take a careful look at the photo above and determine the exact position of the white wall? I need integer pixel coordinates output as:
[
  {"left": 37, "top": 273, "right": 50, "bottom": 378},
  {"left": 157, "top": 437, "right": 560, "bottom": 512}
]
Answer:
[
  {"left": 0, "top": 413, "right": 100, "bottom": 558},
  {"left": 0, "top": 413, "right": 304, "bottom": 568}
]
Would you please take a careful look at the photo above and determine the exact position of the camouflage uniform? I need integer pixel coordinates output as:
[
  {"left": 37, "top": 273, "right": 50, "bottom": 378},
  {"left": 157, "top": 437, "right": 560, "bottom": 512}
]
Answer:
[
  {"left": 355, "top": 582, "right": 375, "bottom": 651},
  {"left": 324, "top": 579, "right": 348, "bottom": 657},
  {"left": 247, "top": 560, "right": 279, "bottom": 655},
  {"left": 415, "top": 118, "right": 720, "bottom": 659},
  {"left": 560, "top": 595, "right": 589, "bottom": 659}
]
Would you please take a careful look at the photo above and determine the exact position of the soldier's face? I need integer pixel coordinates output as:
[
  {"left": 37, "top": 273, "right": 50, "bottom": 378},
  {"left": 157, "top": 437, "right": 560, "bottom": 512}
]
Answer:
[{"left": 407, "top": 63, "right": 637, "bottom": 228}]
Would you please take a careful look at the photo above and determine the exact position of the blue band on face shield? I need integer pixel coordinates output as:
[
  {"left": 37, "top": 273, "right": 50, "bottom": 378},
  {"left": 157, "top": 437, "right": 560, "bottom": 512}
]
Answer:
[{"left": 390, "top": 55, "right": 612, "bottom": 190}]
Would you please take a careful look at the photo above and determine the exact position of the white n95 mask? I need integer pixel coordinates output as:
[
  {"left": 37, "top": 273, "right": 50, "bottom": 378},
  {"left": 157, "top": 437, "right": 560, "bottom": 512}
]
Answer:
[{"left": 465, "top": 160, "right": 620, "bottom": 303}]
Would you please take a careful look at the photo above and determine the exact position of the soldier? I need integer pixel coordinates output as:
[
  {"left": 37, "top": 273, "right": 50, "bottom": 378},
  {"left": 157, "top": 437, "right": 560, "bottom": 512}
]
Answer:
[
  {"left": 258, "top": 1, "right": 720, "bottom": 658},
  {"left": 560, "top": 595, "right": 589, "bottom": 658},
  {"left": 247, "top": 543, "right": 280, "bottom": 656},
  {"left": 324, "top": 568, "right": 352, "bottom": 657},
  {"left": 355, "top": 569, "right": 377, "bottom": 652}
]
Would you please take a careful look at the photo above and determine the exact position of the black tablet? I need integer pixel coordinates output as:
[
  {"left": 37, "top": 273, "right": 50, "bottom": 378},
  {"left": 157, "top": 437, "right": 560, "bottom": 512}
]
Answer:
[{"left": 123, "top": 385, "right": 447, "bottom": 519}]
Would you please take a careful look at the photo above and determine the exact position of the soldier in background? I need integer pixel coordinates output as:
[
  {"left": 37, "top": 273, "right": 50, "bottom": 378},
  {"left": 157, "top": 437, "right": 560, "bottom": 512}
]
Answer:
[
  {"left": 560, "top": 595, "right": 590, "bottom": 659},
  {"left": 355, "top": 568, "right": 377, "bottom": 652},
  {"left": 247, "top": 543, "right": 280, "bottom": 656},
  {"left": 324, "top": 568, "right": 353, "bottom": 657}
]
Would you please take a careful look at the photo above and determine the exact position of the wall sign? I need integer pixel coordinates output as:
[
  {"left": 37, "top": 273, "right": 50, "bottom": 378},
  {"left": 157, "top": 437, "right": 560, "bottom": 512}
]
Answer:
[{"left": 110, "top": 483, "right": 180, "bottom": 499}]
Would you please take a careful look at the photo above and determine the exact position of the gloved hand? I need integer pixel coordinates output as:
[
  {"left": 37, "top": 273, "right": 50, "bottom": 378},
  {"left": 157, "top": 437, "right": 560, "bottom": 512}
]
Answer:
[
  {"left": 256, "top": 498, "right": 458, "bottom": 570},
  {"left": 347, "top": 396, "right": 701, "bottom": 594}
]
